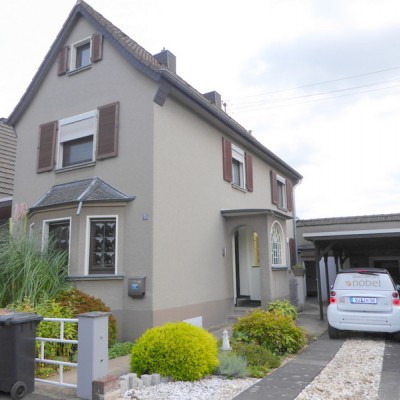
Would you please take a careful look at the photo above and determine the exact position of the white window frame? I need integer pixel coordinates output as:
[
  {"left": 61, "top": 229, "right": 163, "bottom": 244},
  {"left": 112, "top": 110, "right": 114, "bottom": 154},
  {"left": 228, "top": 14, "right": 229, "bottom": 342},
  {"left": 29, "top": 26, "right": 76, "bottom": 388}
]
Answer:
[
  {"left": 270, "top": 221, "right": 286, "bottom": 268},
  {"left": 42, "top": 218, "right": 72, "bottom": 271},
  {"left": 85, "top": 215, "right": 118, "bottom": 275},
  {"left": 276, "top": 174, "right": 287, "bottom": 209},
  {"left": 231, "top": 143, "right": 246, "bottom": 189},
  {"left": 70, "top": 36, "right": 92, "bottom": 71},
  {"left": 57, "top": 110, "right": 97, "bottom": 169}
]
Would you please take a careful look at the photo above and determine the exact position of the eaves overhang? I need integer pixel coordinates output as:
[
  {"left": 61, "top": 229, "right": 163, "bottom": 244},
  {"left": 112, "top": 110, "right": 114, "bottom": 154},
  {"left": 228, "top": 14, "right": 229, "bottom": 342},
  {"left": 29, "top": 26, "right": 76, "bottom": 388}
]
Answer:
[{"left": 221, "top": 208, "right": 292, "bottom": 220}]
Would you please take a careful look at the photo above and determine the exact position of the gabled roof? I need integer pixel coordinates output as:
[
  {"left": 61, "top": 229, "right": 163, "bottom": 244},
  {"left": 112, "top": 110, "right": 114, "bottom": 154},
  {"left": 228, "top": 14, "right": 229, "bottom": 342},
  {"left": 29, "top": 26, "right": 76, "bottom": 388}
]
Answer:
[
  {"left": 7, "top": 0, "right": 302, "bottom": 183},
  {"left": 30, "top": 177, "right": 135, "bottom": 213},
  {"left": 0, "top": 119, "right": 16, "bottom": 199}
]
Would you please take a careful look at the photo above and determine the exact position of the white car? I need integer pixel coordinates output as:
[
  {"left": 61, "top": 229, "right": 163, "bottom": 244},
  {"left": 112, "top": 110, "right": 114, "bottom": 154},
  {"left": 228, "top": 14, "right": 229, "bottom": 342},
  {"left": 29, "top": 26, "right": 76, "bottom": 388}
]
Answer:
[{"left": 327, "top": 268, "right": 400, "bottom": 339}]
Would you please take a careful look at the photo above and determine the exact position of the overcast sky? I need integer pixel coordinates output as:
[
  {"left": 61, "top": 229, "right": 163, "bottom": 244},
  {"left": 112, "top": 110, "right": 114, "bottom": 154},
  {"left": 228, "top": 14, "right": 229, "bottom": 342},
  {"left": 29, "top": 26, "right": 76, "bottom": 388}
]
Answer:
[{"left": 1, "top": 0, "right": 400, "bottom": 219}]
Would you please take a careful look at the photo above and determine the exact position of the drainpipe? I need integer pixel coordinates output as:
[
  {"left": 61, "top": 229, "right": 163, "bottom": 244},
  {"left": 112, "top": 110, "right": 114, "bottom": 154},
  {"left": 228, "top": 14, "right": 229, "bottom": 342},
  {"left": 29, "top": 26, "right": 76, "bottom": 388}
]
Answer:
[{"left": 315, "top": 246, "right": 324, "bottom": 320}]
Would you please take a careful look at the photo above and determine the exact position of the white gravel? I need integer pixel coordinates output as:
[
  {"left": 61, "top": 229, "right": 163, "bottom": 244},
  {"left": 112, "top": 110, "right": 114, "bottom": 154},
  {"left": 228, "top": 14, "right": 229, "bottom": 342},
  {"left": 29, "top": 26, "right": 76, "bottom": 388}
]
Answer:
[
  {"left": 295, "top": 338, "right": 385, "bottom": 400},
  {"left": 130, "top": 377, "right": 259, "bottom": 400},
  {"left": 124, "top": 337, "right": 385, "bottom": 400}
]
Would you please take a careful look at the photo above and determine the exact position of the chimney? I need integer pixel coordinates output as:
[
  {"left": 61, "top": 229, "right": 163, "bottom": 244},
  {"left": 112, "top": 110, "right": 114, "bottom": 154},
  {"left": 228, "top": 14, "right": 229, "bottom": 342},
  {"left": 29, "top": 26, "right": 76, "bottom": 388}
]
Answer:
[
  {"left": 203, "top": 91, "right": 222, "bottom": 109},
  {"left": 154, "top": 49, "right": 176, "bottom": 73}
]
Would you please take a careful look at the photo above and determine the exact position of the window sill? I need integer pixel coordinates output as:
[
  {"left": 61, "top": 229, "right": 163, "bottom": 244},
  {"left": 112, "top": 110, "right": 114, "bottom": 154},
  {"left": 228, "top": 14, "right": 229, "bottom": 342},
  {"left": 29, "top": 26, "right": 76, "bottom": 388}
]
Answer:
[
  {"left": 271, "top": 266, "right": 289, "bottom": 271},
  {"left": 231, "top": 183, "right": 247, "bottom": 193},
  {"left": 55, "top": 161, "right": 95, "bottom": 173},
  {"left": 277, "top": 205, "right": 289, "bottom": 212},
  {"left": 67, "top": 274, "right": 125, "bottom": 281},
  {"left": 67, "top": 64, "right": 92, "bottom": 76}
]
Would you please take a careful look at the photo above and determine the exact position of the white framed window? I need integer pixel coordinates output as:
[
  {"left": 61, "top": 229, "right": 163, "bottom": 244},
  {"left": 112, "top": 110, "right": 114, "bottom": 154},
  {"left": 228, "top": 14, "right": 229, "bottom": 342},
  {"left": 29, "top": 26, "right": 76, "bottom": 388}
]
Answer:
[
  {"left": 276, "top": 174, "right": 287, "bottom": 209},
  {"left": 71, "top": 37, "right": 91, "bottom": 70},
  {"left": 232, "top": 144, "right": 245, "bottom": 189},
  {"left": 222, "top": 137, "right": 253, "bottom": 192},
  {"left": 85, "top": 215, "right": 118, "bottom": 275},
  {"left": 57, "top": 110, "right": 97, "bottom": 168},
  {"left": 42, "top": 218, "right": 71, "bottom": 268},
  {"left": 271, "top": 221, "right": 286, "bottom": 268}
]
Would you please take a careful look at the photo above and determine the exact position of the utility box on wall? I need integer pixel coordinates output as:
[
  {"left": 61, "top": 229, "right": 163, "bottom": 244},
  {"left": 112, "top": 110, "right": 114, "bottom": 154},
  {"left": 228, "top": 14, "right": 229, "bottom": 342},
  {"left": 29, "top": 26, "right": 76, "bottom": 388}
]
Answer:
[{"left": 128, "top": 277, "right": 146, "bottom": 298}]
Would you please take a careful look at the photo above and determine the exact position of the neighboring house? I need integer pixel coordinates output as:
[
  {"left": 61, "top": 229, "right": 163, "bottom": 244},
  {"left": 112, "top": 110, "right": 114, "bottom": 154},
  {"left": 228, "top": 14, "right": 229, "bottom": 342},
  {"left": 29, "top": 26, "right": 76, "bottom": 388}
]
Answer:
[
  {"left": 7, "top": 1, "right": 302, "bottom": 340},
  {"left": 0, "top": 118, "right": 16, "bottom": 226},
  {"left": 296, "top": 214, "right": 400, "bottom": 303}
]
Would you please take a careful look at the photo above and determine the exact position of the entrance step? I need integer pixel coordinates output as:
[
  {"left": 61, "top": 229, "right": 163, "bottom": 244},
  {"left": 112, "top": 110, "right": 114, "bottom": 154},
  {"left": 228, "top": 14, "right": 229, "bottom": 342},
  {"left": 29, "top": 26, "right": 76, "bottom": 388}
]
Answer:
[{"left": 228, "top": 305, "right": 260, "bottom": 323}]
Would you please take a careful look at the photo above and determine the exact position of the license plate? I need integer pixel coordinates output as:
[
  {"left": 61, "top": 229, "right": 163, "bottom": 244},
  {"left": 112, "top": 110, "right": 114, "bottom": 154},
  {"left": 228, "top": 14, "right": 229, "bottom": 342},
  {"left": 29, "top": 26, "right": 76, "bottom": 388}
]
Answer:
[{"left": 350, "top": 297, "right": 377, "bottom": 304}]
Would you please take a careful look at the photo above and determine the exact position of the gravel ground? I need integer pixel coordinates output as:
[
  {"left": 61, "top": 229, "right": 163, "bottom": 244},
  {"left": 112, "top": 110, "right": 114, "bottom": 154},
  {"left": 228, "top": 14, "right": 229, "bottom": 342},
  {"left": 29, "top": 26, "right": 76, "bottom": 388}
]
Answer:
[
  {"left": 295, "top": 338, "right": 385, "bottom": 400},
  {"left": 123, "top": 337, "right": 385, "bottom": 400},
  {"left": 129, "top": 377, "right": 259, "bottom": 400}
]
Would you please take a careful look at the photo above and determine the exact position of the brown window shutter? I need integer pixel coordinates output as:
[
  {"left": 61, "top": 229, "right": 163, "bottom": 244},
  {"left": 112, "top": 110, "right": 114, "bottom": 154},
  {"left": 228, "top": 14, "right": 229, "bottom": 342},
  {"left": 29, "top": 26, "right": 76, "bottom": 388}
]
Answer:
[
  {"left": 97, "top": 102, "right": 119, "bottom": 160},
  {"left": 91, "top": 33, "right": 103, "bottom": 63},
  {"left": 289, "top": 238, "right": 296, "bottom": 267},
  {"left": 222, "top": 137, "right": 232, "bottom": 182},
  {"left": 271, "top": 170, "right": 278, "bottom": 205},
  {"left": 57, "top": 45, "right": 69, "bottom": 75},
  {"left": 286, "top": 180, "right": 293, "bottom": 211},
  {"left": 37, "top": 121, "right": 57, "bottom": 173},
  {"left": 245, "top": 153, "right": 253, "bottom": 192}
]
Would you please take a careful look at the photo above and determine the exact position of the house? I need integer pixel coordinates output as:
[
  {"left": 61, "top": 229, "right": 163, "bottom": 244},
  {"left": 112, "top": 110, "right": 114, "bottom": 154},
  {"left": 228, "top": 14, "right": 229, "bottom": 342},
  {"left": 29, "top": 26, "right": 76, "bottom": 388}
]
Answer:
[
  {"left": 7, "top": 0, "right": 302, "bottom": 340},
  {"left": 296, "top": 214, "right": 400, "bottom": 305},
  {"left": 0, "top": 119, "right": 16, "bottom": 227}
]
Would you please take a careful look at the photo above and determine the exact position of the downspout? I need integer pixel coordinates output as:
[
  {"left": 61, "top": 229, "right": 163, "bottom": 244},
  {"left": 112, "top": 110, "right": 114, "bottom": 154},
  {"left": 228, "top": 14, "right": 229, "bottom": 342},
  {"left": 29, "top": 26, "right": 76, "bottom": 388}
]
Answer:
[{"left": 315, "top": 245, "right": 324, "bottom": 320}]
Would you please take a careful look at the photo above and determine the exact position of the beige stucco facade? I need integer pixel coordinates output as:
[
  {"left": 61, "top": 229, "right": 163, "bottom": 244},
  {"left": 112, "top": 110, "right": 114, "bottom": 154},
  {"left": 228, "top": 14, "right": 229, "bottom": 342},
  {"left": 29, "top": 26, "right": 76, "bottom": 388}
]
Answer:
[{"left": 9, "top": 2, "right": 302, "bottom": 340}]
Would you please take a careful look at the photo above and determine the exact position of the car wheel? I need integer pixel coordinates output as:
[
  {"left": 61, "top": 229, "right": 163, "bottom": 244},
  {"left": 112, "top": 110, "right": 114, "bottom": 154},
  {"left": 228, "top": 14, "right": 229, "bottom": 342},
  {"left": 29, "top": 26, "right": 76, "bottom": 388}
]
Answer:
[{"left": 328, "top": 323, "right": 340, "bottom": 339}]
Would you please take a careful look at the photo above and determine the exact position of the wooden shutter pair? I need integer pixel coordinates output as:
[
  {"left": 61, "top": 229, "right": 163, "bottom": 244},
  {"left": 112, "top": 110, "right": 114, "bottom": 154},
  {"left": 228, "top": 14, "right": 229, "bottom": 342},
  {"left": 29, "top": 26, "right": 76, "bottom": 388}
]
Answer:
[
  {"left": 270, "top": 170, "right": 293, "bottom": 211},
  {"left": 57, "top": 33, "right": 103, "bottom": 75},
  {"left": 36, "top": 102, "right": 119, "bottom": 173},
  {"left": 222, "top": 138, "right": 253, "bottom": 192}
]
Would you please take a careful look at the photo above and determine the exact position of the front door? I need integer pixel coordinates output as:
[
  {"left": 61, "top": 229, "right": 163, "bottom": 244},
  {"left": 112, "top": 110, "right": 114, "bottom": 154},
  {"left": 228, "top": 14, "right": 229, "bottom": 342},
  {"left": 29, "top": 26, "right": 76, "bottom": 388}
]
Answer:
[{"left": 233, "top": 227, "right": 261, "bottom": 305}]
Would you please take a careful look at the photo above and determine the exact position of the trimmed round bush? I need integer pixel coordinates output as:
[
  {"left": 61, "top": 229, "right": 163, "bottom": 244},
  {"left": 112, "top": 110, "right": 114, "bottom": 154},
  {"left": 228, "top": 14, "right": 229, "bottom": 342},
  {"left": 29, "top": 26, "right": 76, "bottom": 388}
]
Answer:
[
  {"left": 233, "top": 309, "right": 307, "bottom": 355},
  {"left": 130, "top": 322, "right": 219, "bottom": 381}
]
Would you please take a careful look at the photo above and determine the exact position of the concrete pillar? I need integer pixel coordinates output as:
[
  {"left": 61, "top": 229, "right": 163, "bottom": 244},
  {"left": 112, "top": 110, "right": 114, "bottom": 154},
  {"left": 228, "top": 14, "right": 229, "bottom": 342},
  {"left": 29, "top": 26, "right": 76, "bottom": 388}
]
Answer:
[{"left": 77, "top": 312, "right": 110, "bottom": 399}]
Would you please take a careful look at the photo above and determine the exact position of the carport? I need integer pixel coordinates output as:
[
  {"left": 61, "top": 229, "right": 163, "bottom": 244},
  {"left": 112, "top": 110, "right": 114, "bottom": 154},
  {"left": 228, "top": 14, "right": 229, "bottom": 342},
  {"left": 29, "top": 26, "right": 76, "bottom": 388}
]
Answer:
[{"left": 297, "top": 215, "right": 400, "bottom": 320}]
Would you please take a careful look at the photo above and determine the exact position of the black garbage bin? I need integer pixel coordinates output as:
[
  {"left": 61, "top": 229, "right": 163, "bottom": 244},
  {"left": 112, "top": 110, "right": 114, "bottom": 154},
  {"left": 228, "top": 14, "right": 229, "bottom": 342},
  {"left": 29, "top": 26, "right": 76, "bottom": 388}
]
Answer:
[{"left": 0, "top": 310, "right": 43, "bottom": 400}]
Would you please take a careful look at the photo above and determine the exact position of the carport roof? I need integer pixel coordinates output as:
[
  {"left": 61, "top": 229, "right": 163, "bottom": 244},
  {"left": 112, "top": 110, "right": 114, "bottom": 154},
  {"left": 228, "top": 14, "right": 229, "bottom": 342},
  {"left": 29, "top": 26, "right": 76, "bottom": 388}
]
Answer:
[
  {"left": 303, "top": 228, "right": 400, "bottom": 241},
  {"left": 303, "top": 228, "right": 400, "bottom": 253}
]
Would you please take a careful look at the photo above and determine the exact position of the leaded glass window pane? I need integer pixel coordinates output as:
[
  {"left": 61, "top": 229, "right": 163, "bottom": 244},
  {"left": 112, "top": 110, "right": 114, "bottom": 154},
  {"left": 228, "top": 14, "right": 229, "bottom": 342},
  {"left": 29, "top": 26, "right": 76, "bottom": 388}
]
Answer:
[{"left": 89, "top": 218, "right": 116, "bottom": 274}]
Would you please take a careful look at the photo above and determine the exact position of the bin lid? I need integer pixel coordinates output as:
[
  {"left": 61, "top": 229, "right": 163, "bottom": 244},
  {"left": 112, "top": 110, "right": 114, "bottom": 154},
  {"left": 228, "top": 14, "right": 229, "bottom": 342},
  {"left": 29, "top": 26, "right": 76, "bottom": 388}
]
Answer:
[{"left": 0, "top": 310, "right": 43, "bottom": 325}]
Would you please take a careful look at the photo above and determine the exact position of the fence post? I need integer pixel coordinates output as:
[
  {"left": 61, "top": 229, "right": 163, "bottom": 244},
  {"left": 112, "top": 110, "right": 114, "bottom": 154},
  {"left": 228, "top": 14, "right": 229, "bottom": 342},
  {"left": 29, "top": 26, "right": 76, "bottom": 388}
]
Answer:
[{"left": 76, "top": 312, "right": 110, "bottom": 399}]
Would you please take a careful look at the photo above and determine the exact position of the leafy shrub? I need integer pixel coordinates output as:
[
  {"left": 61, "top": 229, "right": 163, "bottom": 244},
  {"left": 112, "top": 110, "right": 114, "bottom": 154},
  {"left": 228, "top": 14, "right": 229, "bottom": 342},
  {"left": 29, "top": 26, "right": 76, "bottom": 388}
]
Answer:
[
  {"left": 11, "top": 298, "right": 76, "bottom": 378},
  {"left": 234, "top": 343, "right": 281, "bottom": 369},
  {"left": 267, "top": 300, "right": 298, "bottom": 321},
  {"left": 215, "top": 351, "right": 248, "bottom": 378},
  {"left": 55, "top": 288, "right": 117, "bottom": 346},
  {"left": 109, "top": 342, "right": 133, "bottom": 359},
  {"left": 233, "top": 309, "right": 306, "bottom": 355},
  {"left": 131, "top": 322, "right": 219, "bottom": 381}
]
